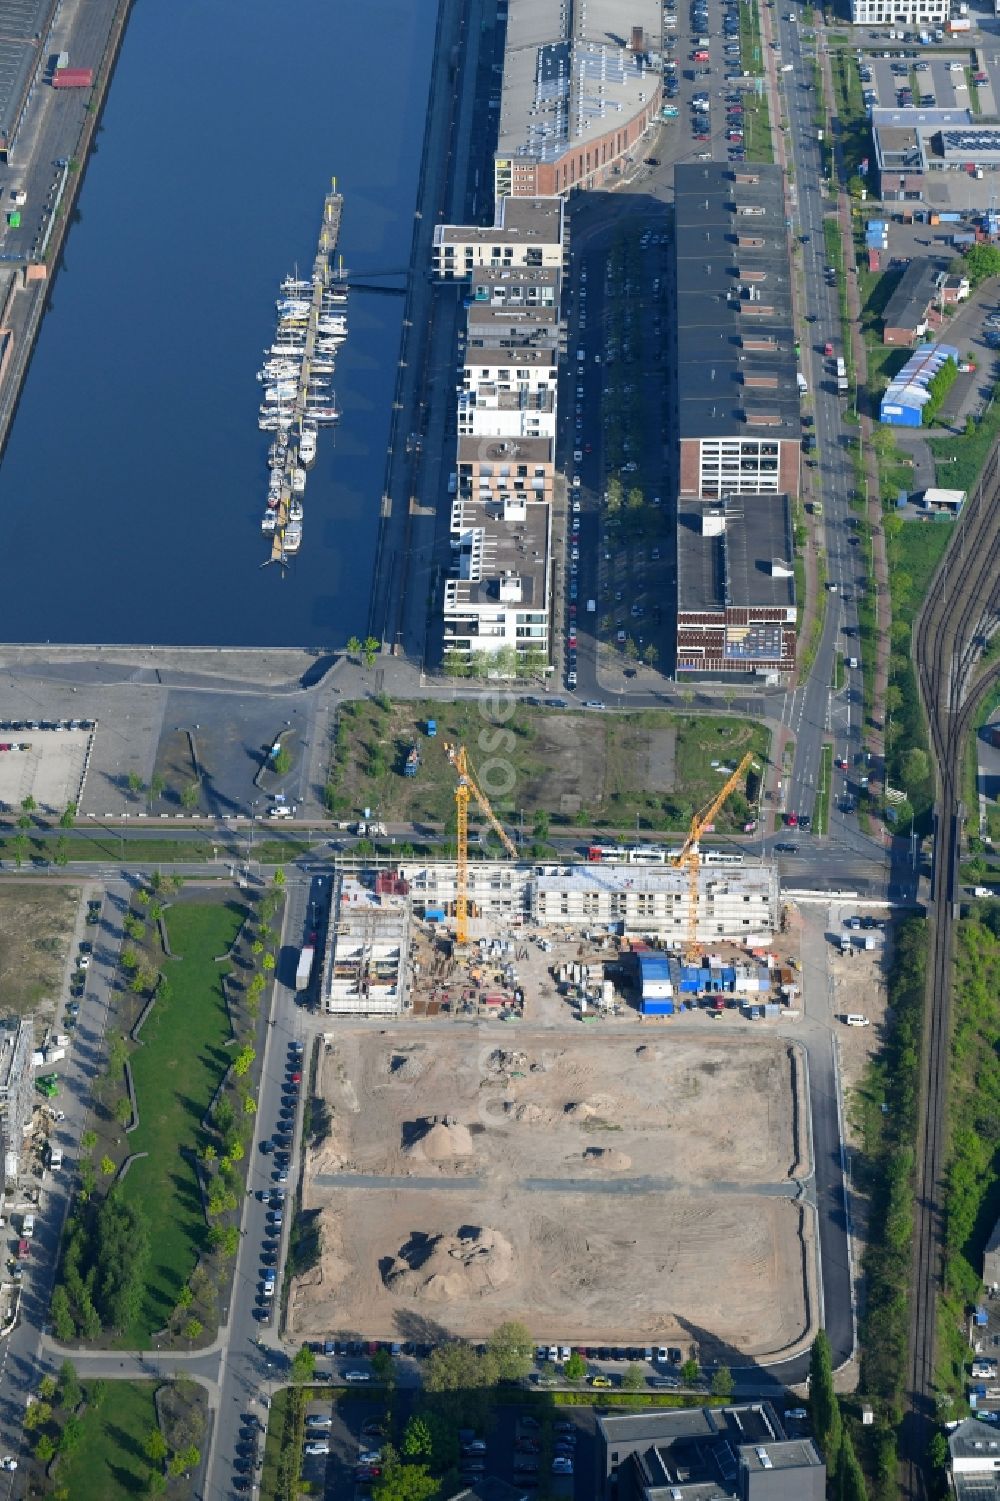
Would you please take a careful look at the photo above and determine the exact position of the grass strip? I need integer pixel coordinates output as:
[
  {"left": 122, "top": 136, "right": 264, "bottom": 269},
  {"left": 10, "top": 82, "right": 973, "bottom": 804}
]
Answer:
[{"left": 813, "top": 744, "right": 833, "bottom": 836}]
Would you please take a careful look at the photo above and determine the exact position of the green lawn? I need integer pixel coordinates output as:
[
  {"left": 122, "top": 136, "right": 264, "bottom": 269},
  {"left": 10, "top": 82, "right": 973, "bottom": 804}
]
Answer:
[
  {"left": 814, "top": 744, "right": 833, "bottom": 835},
  {"left": 929, "top": 394, "right": 1000, "bottom": 492},
  {"left": 55, "top": 1381, "right": 159, "bottom": 1501},
  {"left": 0, "top": 833, "right": 309, "bottom": 865},
  {"left": 120, "top": 899, "right": 244, "bottom": 1342}
]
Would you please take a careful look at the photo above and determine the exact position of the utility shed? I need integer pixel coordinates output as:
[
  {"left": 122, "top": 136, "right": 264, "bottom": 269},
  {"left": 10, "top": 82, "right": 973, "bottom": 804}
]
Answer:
[{"left": 633, "top": 953, "right": 674, "bottom": 1011}]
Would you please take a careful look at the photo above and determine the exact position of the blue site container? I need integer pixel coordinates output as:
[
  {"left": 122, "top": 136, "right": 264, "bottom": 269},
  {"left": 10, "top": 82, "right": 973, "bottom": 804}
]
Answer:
[
  {"left": 425, "top": 907, "right": 446, "bottom": 922},
  {"left": 642, "top": 1000, "right": 674, "bottom": 1015}
]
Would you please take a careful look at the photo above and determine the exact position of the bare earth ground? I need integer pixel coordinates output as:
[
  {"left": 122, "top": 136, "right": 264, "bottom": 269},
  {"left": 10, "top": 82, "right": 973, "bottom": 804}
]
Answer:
[
  {"left": 292, "top": 1028, "right": 811, "bottom": 1356},
  {"left": 0, "top": 883, "right": 80, "bottom": 1015}
]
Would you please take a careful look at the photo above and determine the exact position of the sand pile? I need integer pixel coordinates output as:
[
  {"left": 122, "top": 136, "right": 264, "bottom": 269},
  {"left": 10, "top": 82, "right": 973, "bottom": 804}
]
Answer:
[
  {"left": 583, "top": 1147, "right": 632, "bottom": 1170},
  {"left": 384, "top": 1227, "right": 514, "bottom": 1302},
  {"left": 564, "top": 1101, "right": 596, "bottom": 1120},
  {"left": 405, "top": 1117, "right": 475, "bottom": 1161}
]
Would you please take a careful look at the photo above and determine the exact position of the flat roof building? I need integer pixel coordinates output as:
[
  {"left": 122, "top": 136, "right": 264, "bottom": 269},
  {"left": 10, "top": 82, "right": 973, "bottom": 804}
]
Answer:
[
  {"left": 433, "top": 197, "right": 567, "bottom": 279},
  {"left": 599, "top": 1404, "right": 825, "bottom": 1501},
  {"left": 443, "top": 493, "right": 552, "bottom": 666},
  {"left": 457, "top": 434, "right": 556, "bottom": 505},
  {"left": 532, "top": 862, "right": 779, "bottom": 943},
  {"left": 872, "top": 109, "right": 1000, "bottom": 212},
  {"left": 433, "top": 196, "right": 566, "bottom": 673},
  {"left": 676, "top": 496, "right": 796, "bottom": 678},
  {"left": 673, "top": 165, "right": 800, "bottom": 500},
  {"left": 850, "top": 0, "right": 946, "bottom": 26},
  {"left": 397, "top": 861, "right": 779, "bottom": 945},
  {"left": 493, "top": 0, "right": 662, "bottom": 200},
  {"left": 321, "top": 875, "right": 410, "bottom": 1016}
]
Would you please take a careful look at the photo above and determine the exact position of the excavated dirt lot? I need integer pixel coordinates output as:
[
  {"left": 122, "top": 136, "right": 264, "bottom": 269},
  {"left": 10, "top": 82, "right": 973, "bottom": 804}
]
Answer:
[{"left": 292, "top": 1029, "right": 812, "bottom": 1356}]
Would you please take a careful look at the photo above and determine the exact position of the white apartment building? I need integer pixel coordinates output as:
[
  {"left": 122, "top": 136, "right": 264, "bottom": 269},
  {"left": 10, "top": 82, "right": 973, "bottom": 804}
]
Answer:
[
  {"left": 432, "top": 197, "right": 567, "bottom": 280},
  {"left": 457, "top": 387, "right": 556, "bottom": 442},
  {"left": 850, "top": 0, "right": 946, "bottom": 24},
  {"left": 442, "top": 494, "right": 551, "bottom": 665}
]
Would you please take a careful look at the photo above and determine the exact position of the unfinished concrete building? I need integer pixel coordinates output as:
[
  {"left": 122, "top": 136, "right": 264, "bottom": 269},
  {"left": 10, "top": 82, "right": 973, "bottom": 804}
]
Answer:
[{"left": 321, "top": 875, "right": 410, "bottom": 1016}]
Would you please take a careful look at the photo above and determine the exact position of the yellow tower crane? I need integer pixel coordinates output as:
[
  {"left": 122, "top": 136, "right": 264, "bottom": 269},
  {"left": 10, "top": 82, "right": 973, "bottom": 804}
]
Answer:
[
  {"left": 444, "top": 743, "right": 519, "bottom": 947},
  {"left": 673, "top": 750, "right": 756, "bottom": 960}
]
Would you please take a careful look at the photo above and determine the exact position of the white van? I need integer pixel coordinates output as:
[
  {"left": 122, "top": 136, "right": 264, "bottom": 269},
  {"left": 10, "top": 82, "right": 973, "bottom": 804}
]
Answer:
[{"left": 845, "top": 1014, "right": 871, "bottom": 1027}]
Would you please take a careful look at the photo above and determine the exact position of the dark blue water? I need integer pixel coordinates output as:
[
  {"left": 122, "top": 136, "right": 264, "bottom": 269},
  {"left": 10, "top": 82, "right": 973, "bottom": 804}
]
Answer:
[{"left": 0, "top": 0, "right": 435, "bottom": 646}]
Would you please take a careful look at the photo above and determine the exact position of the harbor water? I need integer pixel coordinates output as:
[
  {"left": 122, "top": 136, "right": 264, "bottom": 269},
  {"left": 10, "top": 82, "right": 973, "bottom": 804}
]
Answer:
[{"left": 0, "top": 0, "right": 436, "bottom": 646}]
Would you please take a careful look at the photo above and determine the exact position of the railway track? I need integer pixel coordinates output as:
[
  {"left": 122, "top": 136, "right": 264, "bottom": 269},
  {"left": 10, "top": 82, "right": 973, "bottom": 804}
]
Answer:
[{"left": 904, "top": 441, "right": 1000, "bottom": 1499}]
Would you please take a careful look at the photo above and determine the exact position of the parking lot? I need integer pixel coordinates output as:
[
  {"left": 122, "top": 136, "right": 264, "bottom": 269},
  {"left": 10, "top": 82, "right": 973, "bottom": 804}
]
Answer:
[{"left": 0, "top": 719, "right": 93, "bottom": 814}]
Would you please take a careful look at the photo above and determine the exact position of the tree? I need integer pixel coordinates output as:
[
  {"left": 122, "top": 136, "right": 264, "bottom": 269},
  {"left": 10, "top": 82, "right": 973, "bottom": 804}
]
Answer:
[
  {"left": 21, "top": 794, "right": 36, "bottom": 813},
  {"left": 711, "top": 1365, "right": 734, "bottom": 1398},
  {"left": 363, "top": 635, "right": 380, "bottom": 667},
  {"left": 35, "top": 1434, "right": 56, "bottom": 1464},
  {"left": 928, "top": 1431, "right": 949, "bottom": 1471},
  {"left": 176, "top": 1284, "right": 194, "bottom": 1310},
  {"left": 345, "top": 634, "right": 362, "bottom": 660},
  {"left": 145, "top": 1472, "right": 167, "bottom": 1496},
  {"left": 10, "top": 833, "right": 28, "bottom": 868},
  {"left": 60, "top": 803, "right": 76, "bottom": 828},
  {"left": 58, "top": 1416, "right": 84, "bottom": 1454},
  {"left": 53, "top": 835, "right": 69, "bottom": 866},
  {"left": 371, "top": 1346, "right": 395, "bottom": 1384},
  {"left": 402, "top": 1416, "right": 434, "bottom": 1461},
  {"left": 902, "top": 748, "right": 929, "bottom": 787},
  {"left": 272, "top": 866, "right": 286, "bottom": 888},
  {"left": 80, "top": 1129, "right": 96, "bottom": 1155},
  {"left": 127, "top": 772, "right": 145, "bottom": 797},
  {"left": 292, "top": 1344, "right": 317, "bottom": 1384},
  {"left": 262, "top": 952, "right": 275, "bottom": 972},
  {"left": 25, "top": 1401, "right": 52, "bottom": 1430},
  {"left": 622, "top": 1364, "right": 645, "bottom": 1391},
  {"left": 563, "top": 1351, "right": 587, "bottom": 1382},
  {"left": 149, "top": 772, "right": 166, "bottom": 804},
  {"left": 50, "top": 1285, "right": 75, "bottom": 1342},
  {"left": 100, "top": 1155, "right": 116, "bottom": 1177},
  {"left": 424, "top": 1340, "right": 488, "bottom": 1393},
  {"left": 180, "top": 781, "right": 200, "bottom": 811},
  {"left": 38, "top": 1376, "right": 57, "bottom": 1401},
  {"left": 809, "top": 1330, "right": 841, "bottom": 1466},
  {"left": 836, "top": 1426, "right": 867, "bottom": 1501},
  {"left": 58, "top": 1359, "right": 81, "bottom": 1411},
  {"left": 643, "top": 644, "right": 659, "bottom": 666},
  {"left": 372, "top": 1461, "right": 440, "bottom": 1501},
  {"left": 883, "top": 684, "right": 904, "bottom": 717},
  {"left": 108, "top": 1032, "right": 128, "bottom": 1070},
  {"left": 182, "top": 1317, "right": 203, "bottom": 1345},
  {"left": 487, "top": 1320, "right": 535, "bottom": 1382},
  {"left": 242, "top": 1093, "right": 257, "bottom": 1116},
  {"left": 962, "top": 241, "right": 1000, "bottom": 286},
  {"left": 16, "top": 813, "right": 31, "bottom": 830},
  {"left": 114, "top": 1096, "right": 133, "bottom": 1127},
  {"left": 233, "top": 1044, "right": 256, "bottom": 1077}
]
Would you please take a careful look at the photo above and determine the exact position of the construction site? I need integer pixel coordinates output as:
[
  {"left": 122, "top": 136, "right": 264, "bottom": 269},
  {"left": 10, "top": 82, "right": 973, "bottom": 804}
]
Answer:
[
  {"left": 292, "top": 1025, "right": 813, "bottom": 1355},
  {"left": 291, "top": 742, "right": 820, "bottom": 1355}
]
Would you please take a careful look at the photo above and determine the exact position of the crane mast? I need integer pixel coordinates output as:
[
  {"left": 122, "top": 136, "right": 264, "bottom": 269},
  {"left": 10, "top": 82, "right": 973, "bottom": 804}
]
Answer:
[
  {"left": 445, "top": 743, "right": 518, "bottom": 946},
  {"left": 673, "top": 750, "right": 755, "bottom": 959}
]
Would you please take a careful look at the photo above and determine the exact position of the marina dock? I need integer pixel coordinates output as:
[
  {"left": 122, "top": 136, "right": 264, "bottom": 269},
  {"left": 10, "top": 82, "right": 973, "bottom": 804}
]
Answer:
[{"left": 265, "top": 183, "right": 345, "bottom": 564}]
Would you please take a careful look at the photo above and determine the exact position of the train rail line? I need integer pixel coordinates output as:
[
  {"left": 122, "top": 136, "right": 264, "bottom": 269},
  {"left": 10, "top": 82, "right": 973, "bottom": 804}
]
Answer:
[{"left": 905, "top": 440, "right": 1000, "bottom": 1498}]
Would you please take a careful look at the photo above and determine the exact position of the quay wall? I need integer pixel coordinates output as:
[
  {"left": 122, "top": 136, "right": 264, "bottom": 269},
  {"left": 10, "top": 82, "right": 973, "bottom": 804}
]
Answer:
[{"left": 0, "top": 0, "right": 135, "bottom": 462}]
